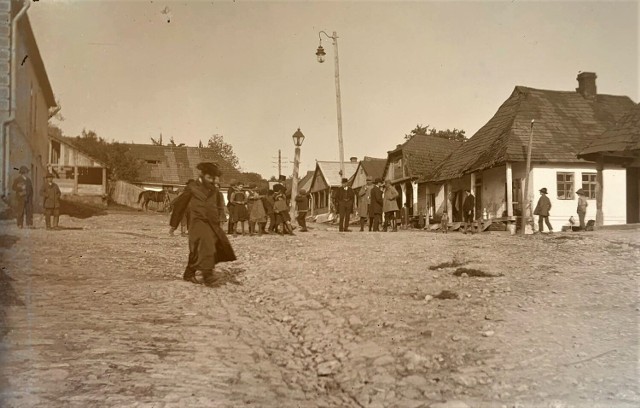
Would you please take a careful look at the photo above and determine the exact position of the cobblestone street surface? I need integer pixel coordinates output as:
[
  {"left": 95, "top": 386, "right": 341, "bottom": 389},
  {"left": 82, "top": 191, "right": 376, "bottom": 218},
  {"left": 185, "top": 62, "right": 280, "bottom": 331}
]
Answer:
[{"left": 1, "top": 213, "right": 638, "bottom": 408}]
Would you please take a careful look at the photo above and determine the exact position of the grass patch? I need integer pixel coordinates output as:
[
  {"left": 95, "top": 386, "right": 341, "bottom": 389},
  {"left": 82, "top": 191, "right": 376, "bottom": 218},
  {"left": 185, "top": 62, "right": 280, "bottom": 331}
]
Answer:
[
  {"left": 433, "top": 290, "right": 459, "bottom": 300},
  {"left": 453, "top": 267, "right": 503, "bottom": 278}
]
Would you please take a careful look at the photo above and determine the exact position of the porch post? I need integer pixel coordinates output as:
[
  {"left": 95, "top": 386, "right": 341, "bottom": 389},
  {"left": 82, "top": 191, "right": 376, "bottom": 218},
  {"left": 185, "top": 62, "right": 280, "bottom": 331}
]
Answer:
[
  {"left": 412, "top": 181, "right": 418, "bottom": 214},
  {"left": 596, "top": 155, "right": 604, "bottom": 228},
  {"left": 102, "top": 167, "right": 107, "bottom": 195},
  {"left": 505, "top": 162, "right": 513, "bottom": 217},
  {"left": 446, "top": 182, "right": 453, "bottom": 221},
  {"left": 400, "top": 182, "right": 407, "bottom": 208},
  {"left": 73, "top": 166, "right": 79, "bottom": 194}
]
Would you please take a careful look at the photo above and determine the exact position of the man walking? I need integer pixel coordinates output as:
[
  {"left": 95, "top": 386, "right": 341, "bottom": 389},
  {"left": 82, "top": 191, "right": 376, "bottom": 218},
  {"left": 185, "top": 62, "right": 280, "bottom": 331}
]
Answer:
[
  {"left": 41, "top": 173, "right": 62, "bottom": 230},
  {"left": 576, "top": 188, "right": 589, "bottom": 231},
  {"left": 12, "top": 166, "right": 33, "bottom": 229},
  {"left": 334, "top": 178, "right": 355, "bottom": 232},
  {"left": 462, "top": 189, "right": 475, "bottom": 234},
  {"left": 533, "top": 187, "right": 553, "bottom": 233},
  {"left": 369, "top": 178, "right": 384, "bottom": 231},
  {"left": 295, "top": 188, "right": 310, "bottom": 232},
  {"left": 357, "top": 177, "right": 372, "bottom": 232},
  {"left": 170, "top": 162, "right": 236, "bottom": 287}
]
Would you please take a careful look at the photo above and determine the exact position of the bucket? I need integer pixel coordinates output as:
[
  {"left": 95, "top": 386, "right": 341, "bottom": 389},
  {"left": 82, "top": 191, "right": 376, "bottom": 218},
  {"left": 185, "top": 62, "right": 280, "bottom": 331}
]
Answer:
[{"left": 507, "top": 224, "right": 516, "bottom": 235}]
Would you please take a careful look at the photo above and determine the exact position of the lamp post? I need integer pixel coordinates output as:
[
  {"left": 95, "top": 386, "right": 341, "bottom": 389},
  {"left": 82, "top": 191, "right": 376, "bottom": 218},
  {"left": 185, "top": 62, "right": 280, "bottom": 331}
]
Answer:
[
  {"left": 316, "top": 30, "right": 345, "bottom": 178},
  {"left": 290, "top": 128, "right": 306, "bottom": 222}
]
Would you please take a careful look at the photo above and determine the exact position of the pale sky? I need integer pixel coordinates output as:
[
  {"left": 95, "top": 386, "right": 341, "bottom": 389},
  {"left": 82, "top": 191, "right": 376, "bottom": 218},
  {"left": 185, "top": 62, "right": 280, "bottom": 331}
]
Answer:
[{"left": 30, "top": 0, "right": 638, "bottom": 179}]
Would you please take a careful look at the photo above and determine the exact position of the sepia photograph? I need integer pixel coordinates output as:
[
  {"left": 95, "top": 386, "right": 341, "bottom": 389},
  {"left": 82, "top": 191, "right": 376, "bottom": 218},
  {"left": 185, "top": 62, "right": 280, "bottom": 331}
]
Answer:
[{"left": 0, "top": 0, "right": 638, "bottom": 407}]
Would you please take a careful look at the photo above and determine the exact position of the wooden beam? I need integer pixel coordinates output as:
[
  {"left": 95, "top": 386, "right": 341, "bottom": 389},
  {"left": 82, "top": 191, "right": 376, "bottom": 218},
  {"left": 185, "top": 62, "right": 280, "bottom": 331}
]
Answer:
[
  {"left": 505, "top": 163, "right": 513, "bottom": 217},
  {"left": 596, "top": 155, "right": 604, "bottom": 228},
  {"left": 102, "top": 167, "right": 107, "bottom": 195},
  {"left": 73, "top": 166, "right": 79, "bottom": 194}
]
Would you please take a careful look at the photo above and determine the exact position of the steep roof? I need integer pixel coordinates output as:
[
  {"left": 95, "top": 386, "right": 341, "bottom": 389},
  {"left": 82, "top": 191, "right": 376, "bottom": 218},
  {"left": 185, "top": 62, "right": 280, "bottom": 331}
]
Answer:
[
  {"left": 309, "top": 160, "right": 359, "bottom": 192},
  {"left": 298, "top": 170, "right": 315, "bottom": 192},
  {"left": 578, "top": 103, "right": 640, "bottom": 161},
  {"left": 125, "top": 144, "right": 242, "bottom": 187},
  {"left": 386, "top": 134, "right": 463, "bottom": 181},
  {"left": 359, "top": 157, "right": 387, "bottom": 180},
  {"left": 433, "top": 86, "right": 635, "bottom": 181}
]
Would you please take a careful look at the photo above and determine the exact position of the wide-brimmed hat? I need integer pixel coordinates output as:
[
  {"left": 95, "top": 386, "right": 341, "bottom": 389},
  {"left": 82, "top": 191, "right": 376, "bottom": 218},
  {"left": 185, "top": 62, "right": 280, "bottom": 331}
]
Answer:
[
  {"left": 341, "top": 178, "right": 348, "bottom": 184},
  {"left": 539, "top": 187, "right": 548, "bottom": 194},
  {"left": 366, "top": 176, "right": 373, "bottom": 182},
  {"left": 278, "top": 175, "right": 286, "bottom": 182},
  {"left": 374, "top": 178, "right": 383, "bottom": 184},
  {"left": 45, "top": 173, "right": 54, "bottom": 179},
  {"left": 299, "top": 189, "right": 307, "bottom": 195},
  {"left": 576, "top": 188, "right": 586, "bottom": 196},
  {"left": 196, "top": 162, "right": 221, "bottom": 177},
  {"left": 19, "top": 166, "right": 29, "bottom": 174}
]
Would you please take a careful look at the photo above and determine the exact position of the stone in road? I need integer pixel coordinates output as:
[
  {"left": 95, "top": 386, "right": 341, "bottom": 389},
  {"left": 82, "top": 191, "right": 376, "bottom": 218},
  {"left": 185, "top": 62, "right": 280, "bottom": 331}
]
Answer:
[{"left": 0, "top": 213, "right": 638, "bottom": 407}]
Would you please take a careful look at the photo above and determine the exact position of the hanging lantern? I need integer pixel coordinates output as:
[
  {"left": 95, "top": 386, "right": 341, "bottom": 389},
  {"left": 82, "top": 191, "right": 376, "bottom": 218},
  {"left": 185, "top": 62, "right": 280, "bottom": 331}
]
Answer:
[{"left": 315, "top": 44, "right": 326, "bottom": 63}]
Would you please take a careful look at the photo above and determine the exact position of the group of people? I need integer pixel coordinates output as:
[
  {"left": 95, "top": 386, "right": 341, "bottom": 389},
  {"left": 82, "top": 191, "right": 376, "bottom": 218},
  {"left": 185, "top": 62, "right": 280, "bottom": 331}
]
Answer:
[
  {"left": 534, "top": 186, "right": 591, "bottom": 233},
  {"left": 225, "top": 175, "right": 304, "bottom": 237},
  {"left": 12, "top": 165, "right": 62, "bottom": 230},
  {"left": 334, "top": 176, "right": 407, "bottom": 233}
]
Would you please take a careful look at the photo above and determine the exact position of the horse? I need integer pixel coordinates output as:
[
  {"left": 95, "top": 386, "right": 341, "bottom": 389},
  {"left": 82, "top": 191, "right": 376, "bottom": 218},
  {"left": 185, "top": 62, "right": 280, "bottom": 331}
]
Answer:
[{"left": 138, "top": 190, "right": 171, "bottom": 212}]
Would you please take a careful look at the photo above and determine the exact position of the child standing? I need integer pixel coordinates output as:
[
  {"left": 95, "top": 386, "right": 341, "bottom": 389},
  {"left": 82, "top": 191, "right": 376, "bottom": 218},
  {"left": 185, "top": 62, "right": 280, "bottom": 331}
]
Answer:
[
  {"left": 248, "top": 187, "right": 267, "bottom": 236},
  {"left": 230, "top": 182, "right": 249, "bottom": 236},
  {"left": 273, "top": 190, "right": 294, "bottom": 235}
]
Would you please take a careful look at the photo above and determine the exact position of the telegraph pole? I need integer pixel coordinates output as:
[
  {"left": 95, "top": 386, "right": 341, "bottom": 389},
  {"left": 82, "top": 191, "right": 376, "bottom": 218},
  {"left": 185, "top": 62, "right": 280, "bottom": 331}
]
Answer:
[{"left": 521, "top": 120, "right": 535, "bottom": 235}]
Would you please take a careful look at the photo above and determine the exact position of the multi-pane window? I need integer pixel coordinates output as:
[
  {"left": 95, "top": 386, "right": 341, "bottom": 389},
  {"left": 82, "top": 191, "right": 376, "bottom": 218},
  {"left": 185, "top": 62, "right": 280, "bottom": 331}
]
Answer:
[
  {"left": 556, "top": 172, "right": 574, "bottom": 200},
  {"left": 581, "top": 173, "right": 597, "bottom": 199}
]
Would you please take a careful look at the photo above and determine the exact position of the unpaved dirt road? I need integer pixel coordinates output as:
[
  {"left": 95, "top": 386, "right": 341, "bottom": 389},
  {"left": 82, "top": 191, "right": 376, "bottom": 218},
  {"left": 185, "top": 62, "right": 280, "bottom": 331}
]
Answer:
[{"left": 1, "top": 213, "right": 638, "bottom": 408}]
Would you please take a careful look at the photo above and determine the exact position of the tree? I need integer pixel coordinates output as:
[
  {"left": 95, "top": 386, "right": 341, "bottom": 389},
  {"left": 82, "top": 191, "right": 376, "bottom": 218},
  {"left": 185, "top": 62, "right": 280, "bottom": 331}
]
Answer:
[
  {"left": 207, "top": 134, "right": 239, "bottom": 169},
  {"left": 405, "top": 124, "right": 466, "bottom": 142},
  {"left": 71, "top": 129, "right": 141, "bottom": 182}
]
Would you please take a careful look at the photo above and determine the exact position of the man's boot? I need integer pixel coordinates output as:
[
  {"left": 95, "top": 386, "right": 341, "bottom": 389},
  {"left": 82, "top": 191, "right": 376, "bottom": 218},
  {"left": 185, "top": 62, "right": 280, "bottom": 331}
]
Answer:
[
  {"left": 392, "top": 219, "right": 398, "bottom": 232},
  {"left": 45, "top": 213, "right": 51, "bottom": 230},
  {"left": 53, "top": 215, "right": 60, "bottom": 230},
  {"left": 360, "top": 219, "right": 365, "bottom": 232},
  {"left": 183, "top": 267, "right": 199, "bottom": 284},
  {"left": 202, "top": 270, "right": 222, "bottom": 287}
]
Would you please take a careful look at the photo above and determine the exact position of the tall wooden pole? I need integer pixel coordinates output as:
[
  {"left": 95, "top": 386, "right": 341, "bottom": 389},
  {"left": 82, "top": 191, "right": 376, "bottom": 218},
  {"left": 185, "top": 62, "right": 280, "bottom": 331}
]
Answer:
[
  {"left": 521, "top": 120, "right": 534, "bottom": 234},
  {"left": 505, "top": 163, "right": 513, "bottom": 217},
  {"left": 278, "top": 149, "right": 282, "bottom": 178},
  {"left": 332, "top": 32, "right": 345, "bottom": 178},
  {"left": 290, "top": 146, "right": 301, "bottom": 221}
]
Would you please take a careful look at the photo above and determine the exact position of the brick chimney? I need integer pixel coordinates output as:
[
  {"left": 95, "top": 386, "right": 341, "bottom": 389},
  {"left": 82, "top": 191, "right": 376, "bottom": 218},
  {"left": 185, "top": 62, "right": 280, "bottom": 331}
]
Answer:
[
  {"left": 576, "top": 72, "right": 597, "bottom": 98},
  {"left": 350, "top": 157, "right": 358, "bottom": 163}
]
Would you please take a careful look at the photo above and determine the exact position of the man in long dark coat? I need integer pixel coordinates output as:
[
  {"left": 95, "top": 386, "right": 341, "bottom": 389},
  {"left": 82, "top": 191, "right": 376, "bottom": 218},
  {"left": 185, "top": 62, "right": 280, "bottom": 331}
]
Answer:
[
  {"left": 41, "top": 173, "right": 62, "bottom": 230},
  {"left": 462, "top": 190, "right": 475, "bottom": 234},
  {"left": 533, "top": 187, "right": 553, "bottom": 233},
  {"left": 369, "top": 178, "right": 384, "bottom": 232},
  {"left": 170, "top": 162, "right": 236, "bottom": 287},
  {"left": 334, "top": 177, "right": 355, "bottom": 232},
  {"left": 12, "top": 165, "right": 34, "bottom": 229}
]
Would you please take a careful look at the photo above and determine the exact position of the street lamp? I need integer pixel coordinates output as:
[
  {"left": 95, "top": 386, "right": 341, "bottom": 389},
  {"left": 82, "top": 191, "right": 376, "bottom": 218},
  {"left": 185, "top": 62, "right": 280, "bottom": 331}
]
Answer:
[
  {"left": 290, "top": 128, "right": 305, "bottom": 222},
  {"left": 316, "top": 30, "right": 345, "bottom": 178}
]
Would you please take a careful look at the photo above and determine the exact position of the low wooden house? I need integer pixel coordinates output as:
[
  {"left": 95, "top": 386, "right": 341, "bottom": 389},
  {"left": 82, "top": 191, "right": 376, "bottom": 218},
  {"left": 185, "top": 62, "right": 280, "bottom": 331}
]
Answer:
[
  {"left": 309, "top": 159, "right": 359, "bottom": 215},
  {"left": 431, "top": 72, "right": 636, "bottom": 228},
  {"left": 48, "top": 135, "right": 108, "bottom": 207},
  {"left": 578, "top": 102, "right": 640, "bottom": 225},
  {"left": 383, "top": 135, "right": 462, "bottom": 221}
]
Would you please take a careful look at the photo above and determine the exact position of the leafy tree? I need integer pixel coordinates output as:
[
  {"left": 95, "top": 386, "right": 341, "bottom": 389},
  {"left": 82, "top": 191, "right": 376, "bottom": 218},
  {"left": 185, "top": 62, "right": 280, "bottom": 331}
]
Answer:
[
  {"left": 69, "top": 129, "right": 141, "bottom": 182},
  {"left": 207, "top": 134, "right": 239, "bottom": 169},
  {"left": 405, "top": 124, "right": 466, "bottom": 142}
]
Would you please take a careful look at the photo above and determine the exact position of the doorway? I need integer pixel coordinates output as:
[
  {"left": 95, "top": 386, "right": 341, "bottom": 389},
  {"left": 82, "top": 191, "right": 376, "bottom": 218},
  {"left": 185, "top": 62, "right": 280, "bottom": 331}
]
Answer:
[{"left": 627, "top": 167, "right": 640, "bottom": 224}]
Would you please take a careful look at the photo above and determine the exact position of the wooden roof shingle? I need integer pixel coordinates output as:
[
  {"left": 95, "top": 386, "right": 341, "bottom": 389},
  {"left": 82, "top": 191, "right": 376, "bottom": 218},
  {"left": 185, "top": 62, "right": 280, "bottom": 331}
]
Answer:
[
  {"left": 387, "top": 134, "right": 463, "bottom": 182},
  {"left": 578, "top": 103, "right": 640, "bottom": 160},
  {"left": 433, "top": 86, "right": 635, "bottom": 181}
]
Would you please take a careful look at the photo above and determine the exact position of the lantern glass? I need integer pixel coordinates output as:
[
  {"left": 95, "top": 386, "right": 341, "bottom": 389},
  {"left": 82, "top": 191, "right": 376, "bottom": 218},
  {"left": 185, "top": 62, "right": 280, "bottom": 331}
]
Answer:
[
  {"left": 292, "top": 128, "right": 305, "bottom": 147},
  {"left": 315, "top": 45, "right": 326, "bottom": 63}
]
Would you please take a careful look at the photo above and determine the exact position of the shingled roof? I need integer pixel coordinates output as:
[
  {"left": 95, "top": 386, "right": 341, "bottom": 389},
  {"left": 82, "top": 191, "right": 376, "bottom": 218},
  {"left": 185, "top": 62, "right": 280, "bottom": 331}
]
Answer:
[
  {"left": 386, "top": 134, "right": 463, "bottom": 182},
  {"left": 359, "top": 157, "right": 387, "bottom": 180},
  {"left": 125, "top": 144, "right": 242, "bottom": 187},
  {"left": 432, "top": 86, "right": 635, "bottom": 181},
  {"left": 578, "top": 103, "right": 640, "bottom": 161}
]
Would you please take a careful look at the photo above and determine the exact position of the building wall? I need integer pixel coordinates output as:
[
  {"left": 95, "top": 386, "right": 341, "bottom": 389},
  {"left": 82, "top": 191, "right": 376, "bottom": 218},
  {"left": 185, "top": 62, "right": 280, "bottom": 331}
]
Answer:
[
  {"left": 351, "top": 165, "right": 367, "bottom": 190},
  {"left": 0, "top": 4, "right": 52, "bottom": 211},
  {"left": 531, "top": 163, "right": 627, "bottom": 227}
]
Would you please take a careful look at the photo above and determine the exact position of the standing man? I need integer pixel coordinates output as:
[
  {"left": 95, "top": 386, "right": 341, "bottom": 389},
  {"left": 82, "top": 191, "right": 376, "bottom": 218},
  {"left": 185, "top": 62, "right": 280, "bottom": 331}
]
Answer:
[
  {"left": 462, "top": 189, "right": 475, "bottom": 234},
  {"left": 357, "top": 177, "right": 372, "bottom": 232},
  {"left": 295, "top": 188, "right": 310, "bottom": 232},
  {"left": 169, "top": 162, "right": 236, "bottom": 286},
  {"left": 334, "top": 178, "right": 355, "bottom": 232},
  {"left": 369, "top": 178, "right": 384, "bottom": 232},
  {"left": 226, "top": 180, "right": 237, "bottom": 234},
  {"left": 576, "top": 188, "right": 589, "bottom": 231},
  {"left": 533, "top": 187, "right": 553, "bottom": 233},
  {"left": 41, "top": 173, "right": 62, "bottom": 230},
  {"left": 12, "top": 166, "right": 33, "bottom": 229},
  {"left": 382, "top": 179, "right": 399, "bottom": 232}
]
